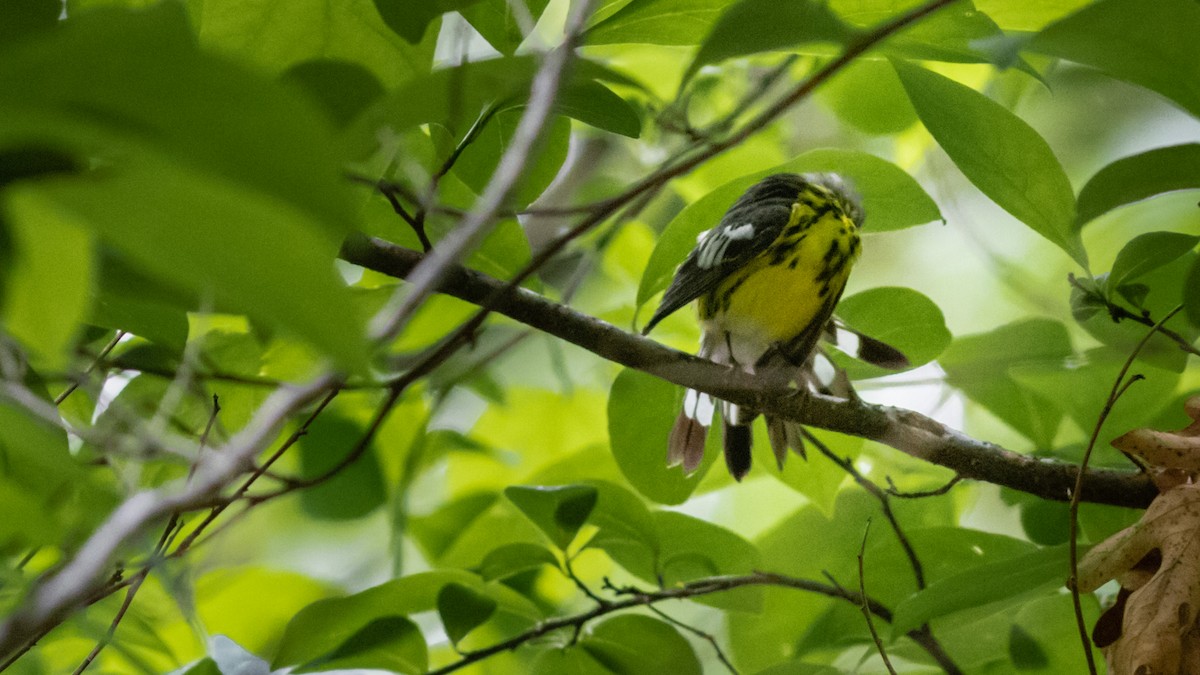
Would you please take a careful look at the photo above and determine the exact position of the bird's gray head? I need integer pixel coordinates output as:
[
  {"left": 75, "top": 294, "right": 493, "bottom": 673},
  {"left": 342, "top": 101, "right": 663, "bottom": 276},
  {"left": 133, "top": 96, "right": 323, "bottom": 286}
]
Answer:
[{"left": 802, "top": 172, "right": 865, "bottom": 229}]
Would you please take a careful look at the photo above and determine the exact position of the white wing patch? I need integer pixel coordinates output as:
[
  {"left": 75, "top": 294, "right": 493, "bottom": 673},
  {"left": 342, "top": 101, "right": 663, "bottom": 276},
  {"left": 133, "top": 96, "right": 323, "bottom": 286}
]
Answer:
[
  {"left": 725, "top": 223, "right": 755, "bottom": 240},
  {"left": 695, "top": 222, "right": 755, "bottom": 270}
]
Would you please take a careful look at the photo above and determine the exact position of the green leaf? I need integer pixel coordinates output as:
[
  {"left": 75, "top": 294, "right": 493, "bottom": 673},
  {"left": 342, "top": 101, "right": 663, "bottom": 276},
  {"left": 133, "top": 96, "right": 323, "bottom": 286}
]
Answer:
[
  {"left": 437, "top": 583, "right": 498, "bottom": 645},
  {"left": 652, "top": 511, "right": 761, "bottom": 612},
  {"left": 350, "top": 56, "right": 641, "bottom": 155},
  {"left": 282, "top": 59, "right": 386, "bottom": 128},
  {"left": 682, "top": 0, "right": 853, "bottom": 83},
  {"left": 832, "top": 286, "right": 951, "bottom": 379},
  {"left": 821, "top": 59, "right": 918, "bottom": 136},
  {"left": 411, "top": 492, "right": 501, "bottom": 562},
  {"left": 1010, "top": 346, "right": 1181, "bottom": 449},
  {"left": 0, "top": 190, "right": 94, "bottom": 370},
  {"left": 0, "top": 380, "right": 79, "bottom": 502},
  {"left": 0, "top": 479, "right": 57, "bottom": 547},
  {"left": 461, "top": 0, "right": 552, "bottom": 55},
  {"left": 530, "top": 649, "right": 610, "bottom": 675},
  {"left": 436, "top": 109, "right": 572, "bottom": 209},
  {"left": 0, "top": 0, "right": 57, "bottom": 43},
  {"left": 176, "top": 658, "right": 223, "bottom": 675},
  {"left": 1108, "top": 231, "right": 1200, "bottom": 290},
  {"left": 1075, "top": 253, "right": 1200, "bottom": 373},
  {"left": 296, "top": 414, "right": 387, "bottom": 520},
  {"left": 973, "top": 0, "right": 1093, "bottom": 32},
  {"left": 192, "top": 0, "right": 439, "bottom": 87},
  {"left": 91, "top": 254, "right": 190, "bottom": 350},
  {"left": 607, "top": 368, "right": 713, "bottom": 505},
  {"left": 758, "top": 427, "right": 856, "bottom": 514},
  {"left": 196, "top": 567, "right": 335, "bottom": 659},
  {"left": 1018, "top": 498, "right": 1071, "bottom": 546},
  {"left": 1012, "top": 595, "right": 1101, "bottom": 672},
  {"left": 728, "top": 492, "right": 946, "bottom": 672},
  {"left": 374, "top": 0, "right": 481, "bottom": 44},
  {"left": 1187, "top": 256, "right": 1200, "bottom": 329},
  {"left": 1028, "top": 0, "right": 1200, "bottom": 119},
  {"left": 638, "top": 149, "right": 940, "bottom": 310},
  {"left": 940, "top": 318, "right": 1072, "bottom": 448},
  {"left": 584, "top": 0, "right": 729, "bottom": 46},
  {"left": 5, "top": 5, "right": 358, "bottom": 237},
  {"left": 876, "top": 1, "right": 1036, "bottom": 74},
  {"left": 274, "top": 571, "right": 540, "bottom": 669},
  {"left": 0, "top": 5, "right": 371, "bottom": 370},
  {"left": 754, "top": 663, "right": 841, "bottom": 675},
  {"left": 556, "top": 80, "right": 643, "bottom": 139},
  {"left": 0, "top": 145, "right": 77, "bottom": 189},
  {"left": 298, "top": 616, "right": 426, "bottom": 674},
  {"left": 504, "top": 484, "right": 599, "bottom": 549},
  {"left": 893, "top": 61, "right": 1083, "bottom": 267},
  {"left": 1076, "top": 144, "right": 1200, "bottom": 228},
  {"left": 31, "top": 157, "right": 369, "bottom": 372},
  {"left": 102, "top": 375, "right": 224, "bottom": 448},
  {"left": 891, "top": 544, "right": 1071, "bottom": 636},
  {"left": 479, "top": 542, "right": 560, "bottom": 580},
  {"left": 584, "top": 481, "right": 661, "bottom": 577},
  {"left": 581, "top": 615, "right": 701, "bottom": 675}
]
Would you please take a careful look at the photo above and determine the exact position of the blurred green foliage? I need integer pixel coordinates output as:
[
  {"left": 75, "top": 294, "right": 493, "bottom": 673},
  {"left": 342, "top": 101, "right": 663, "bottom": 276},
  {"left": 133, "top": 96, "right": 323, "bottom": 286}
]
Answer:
[{"left": 0, "top": 0, "right": 1198, "bottom": 673}]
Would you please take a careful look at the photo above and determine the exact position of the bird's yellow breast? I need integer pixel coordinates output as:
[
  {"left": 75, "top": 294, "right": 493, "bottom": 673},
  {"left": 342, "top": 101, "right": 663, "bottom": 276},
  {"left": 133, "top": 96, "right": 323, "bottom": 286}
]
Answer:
[{"left": 700, "top": 210, "right": 860, "bottom": 344}]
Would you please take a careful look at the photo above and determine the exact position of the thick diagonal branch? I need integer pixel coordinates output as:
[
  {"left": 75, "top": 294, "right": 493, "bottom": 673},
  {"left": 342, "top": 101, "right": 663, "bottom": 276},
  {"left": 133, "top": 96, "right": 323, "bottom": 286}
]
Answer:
[{"left": 342, "top": 235, "right": 1157, "bottom": 510}]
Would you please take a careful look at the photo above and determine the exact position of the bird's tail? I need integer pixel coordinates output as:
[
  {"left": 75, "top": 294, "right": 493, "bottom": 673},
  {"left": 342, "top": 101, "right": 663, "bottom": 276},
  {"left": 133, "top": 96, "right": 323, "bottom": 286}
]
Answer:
[
  {"left": 667, "top": 388, "right": 711, "bottom": 474},
  {"left": 722, "top": 410, "right": 753, "bottom": 481}
]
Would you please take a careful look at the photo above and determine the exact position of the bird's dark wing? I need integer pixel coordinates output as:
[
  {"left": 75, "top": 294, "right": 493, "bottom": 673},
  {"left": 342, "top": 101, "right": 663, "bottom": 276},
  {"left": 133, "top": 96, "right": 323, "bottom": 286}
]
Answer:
[{"left": 642, "top": 174, "right": 806, "bottom": 335}]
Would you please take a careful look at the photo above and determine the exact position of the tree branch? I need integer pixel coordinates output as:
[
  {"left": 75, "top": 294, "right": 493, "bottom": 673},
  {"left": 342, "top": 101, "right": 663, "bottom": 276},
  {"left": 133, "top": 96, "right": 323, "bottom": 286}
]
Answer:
[
  {"left": 340, "top": 237, "right": 1158, "bottom": 510},
  {"left": 0, "top": 375, "right": 337, "bottom": 659},
  {"left": 429, "top": 571, "right": 957, "bottom": 675}
]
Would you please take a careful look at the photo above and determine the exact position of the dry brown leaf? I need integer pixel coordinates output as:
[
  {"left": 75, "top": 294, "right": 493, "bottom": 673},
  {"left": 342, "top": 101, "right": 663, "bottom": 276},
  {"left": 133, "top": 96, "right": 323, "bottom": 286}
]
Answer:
[
  {"left": 1078, "top": 483, "right": 1200, "bottom": 673},
  {"left": 1113, "top": 396, "right": 1200, "bottom": 490}
]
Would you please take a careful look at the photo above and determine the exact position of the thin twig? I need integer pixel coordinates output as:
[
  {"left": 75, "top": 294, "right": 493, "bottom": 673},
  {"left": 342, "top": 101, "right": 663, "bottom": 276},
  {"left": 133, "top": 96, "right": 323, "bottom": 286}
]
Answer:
[
  {"left": 644, "top": 605, "right": 739, "bottom": 675},
  {"left": 160, "top": 394, "right": 222, "bottom": 553},
  {"left": 2, "top": 392, "right": 222, "bottom": 671},
  {"left": 348, "top": 175, "right": 603, "bottom": 220},
  {"left": 170, "top": 387, "right": 340, "bottom": 556},
  {"left": 563, "top": 555, "right": 609, "bottom": 607},
  {"left": 427, "top": 571, "right": 962, "bottom": 675},
  {"left": 70, "top": 568, "right": 148, "bottom": 675},
  {"left": 886, "top": 474, "right": 963, "bottom": 498},
  {"left": 1067, "top": 275, "right": 1200, "bottom": 357},
  {"left": 92, "top": 356, "right": 390, "bottom": 390},
  {"left": 0, "top": 379, "right": 193, "bottom": 460},
  {"left": 1066, "top": 305, "right": 1183, "bottom": 675},
  {"left": 662, "top": 55, "right": 800, "bottom": 142},
  {"left": 269, "top": 384, "right": 404, "bottom": 491},
  {"left": 55, "top": 330, "right": 125, "bottom": 405},
  {"left": 0, "top": 375, "right": 337, "bottom": 659},
  {"left": 857, "top": 520, "right": 898, "bottom": 675},
  {"left": 367, "top": 177, "right": 431, "bottom": 252},
  {"left": 802, "top": 429, "right": 925, "bottom": 589},
  {"left": 433, "top": 103, "right": 506, "bottom": 186}
]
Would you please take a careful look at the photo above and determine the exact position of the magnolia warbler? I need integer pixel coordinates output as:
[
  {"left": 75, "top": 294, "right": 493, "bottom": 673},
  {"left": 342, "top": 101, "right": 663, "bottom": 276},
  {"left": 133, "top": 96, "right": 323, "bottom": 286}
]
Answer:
[{"left": 643, "top": 173, "right": 904, "bottom": 480}]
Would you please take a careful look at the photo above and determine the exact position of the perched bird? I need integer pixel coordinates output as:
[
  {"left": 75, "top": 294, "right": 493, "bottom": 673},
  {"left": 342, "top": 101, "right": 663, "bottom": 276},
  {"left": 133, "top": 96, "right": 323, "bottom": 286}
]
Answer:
[{"left": 642, "top": 173, "right": 901, "bottom": 480}]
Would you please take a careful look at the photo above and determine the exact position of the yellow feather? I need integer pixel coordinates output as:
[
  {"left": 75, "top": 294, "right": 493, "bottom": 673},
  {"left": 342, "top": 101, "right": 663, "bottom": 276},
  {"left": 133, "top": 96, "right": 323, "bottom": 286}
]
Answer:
[{"left": 702, "top": 209, "right": 860, "bottom": 344}]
